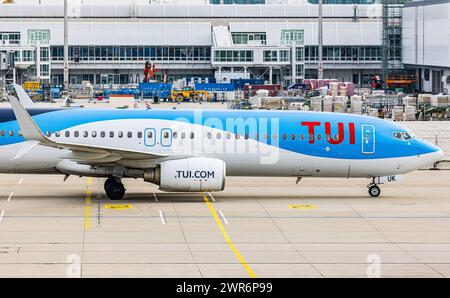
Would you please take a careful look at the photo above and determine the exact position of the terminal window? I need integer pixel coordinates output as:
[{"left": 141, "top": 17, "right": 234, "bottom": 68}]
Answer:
[{"left": 307, "top": 0, "right": 376, "bottom": 4}]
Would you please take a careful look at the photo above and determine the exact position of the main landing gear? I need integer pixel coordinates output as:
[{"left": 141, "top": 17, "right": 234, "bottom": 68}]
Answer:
[
  {"left": 104, "top": 177, "right": 126, "bottom": 200},
  {"left": 367, "top": 178, "right": 381, "bottom": 198}
]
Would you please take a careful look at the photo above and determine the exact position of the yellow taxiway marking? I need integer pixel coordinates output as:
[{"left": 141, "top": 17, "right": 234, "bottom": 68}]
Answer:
[
  {"left": 105, "top": 204, "right": 133, "bottom": 210},
  {"left": 84, "top": 178, "right": 93, "bottom": 230},
  {"left": 289, "top": 204, "right": 318, "bottom": 210},
  {"left": 203, "top": 195, "right": 256, "bottom": 278}
]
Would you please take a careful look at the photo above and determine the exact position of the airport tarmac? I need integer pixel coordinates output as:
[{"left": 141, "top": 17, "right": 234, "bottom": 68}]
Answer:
[{"left": 0, "top": 171, "right": 450, "bottom": 278}]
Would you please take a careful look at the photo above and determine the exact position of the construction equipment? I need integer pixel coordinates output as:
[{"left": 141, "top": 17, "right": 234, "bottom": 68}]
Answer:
[{"left": 170, "top": 87, "right": 211, "bottom": 102}]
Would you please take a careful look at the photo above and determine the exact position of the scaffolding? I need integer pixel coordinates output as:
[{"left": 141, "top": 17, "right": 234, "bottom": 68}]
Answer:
[{"left": 381, "top": 0, "right": 412, "bottom": 86}]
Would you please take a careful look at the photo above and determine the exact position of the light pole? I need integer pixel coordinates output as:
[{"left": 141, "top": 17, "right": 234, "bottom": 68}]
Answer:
[
  {"left": 63, "top": 0, "right": 69, "bottom": 90},
  {"left": 318, "top": 0, "right": 324, "bottom": 80}
]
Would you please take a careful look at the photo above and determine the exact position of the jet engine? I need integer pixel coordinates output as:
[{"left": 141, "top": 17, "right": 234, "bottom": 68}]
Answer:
[{"left": 144, "top": 158, "right": 226, "bottom": 192}]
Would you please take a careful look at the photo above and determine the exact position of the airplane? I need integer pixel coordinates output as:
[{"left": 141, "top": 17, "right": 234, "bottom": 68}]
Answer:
[{"left": 0, "top": 85, "right": 444, "bottom": 200}]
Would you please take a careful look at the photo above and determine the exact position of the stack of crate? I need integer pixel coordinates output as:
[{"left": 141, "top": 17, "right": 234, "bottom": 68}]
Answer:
[
  {"left": 333, "top": 96, "right": 347, "bottom": 113},
  {"left": 392, "top": 106, "right": 404, "bottom": 121},
  {"left": 350, "top": 95, "right": 363, "bottom": 114},
  {"left": 310, "top": 97, "right": 322, "bottom": 112},
  {"left": 323, "top": 96, "right": 333, "bottom": 112},
  {"left": 404, "top": 106, "right": 416, "bottom": 121}
]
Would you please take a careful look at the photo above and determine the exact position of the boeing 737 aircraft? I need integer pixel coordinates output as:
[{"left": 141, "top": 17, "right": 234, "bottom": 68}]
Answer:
[{"left": 0, "top": 85, "right": 443, "bottom": 200}]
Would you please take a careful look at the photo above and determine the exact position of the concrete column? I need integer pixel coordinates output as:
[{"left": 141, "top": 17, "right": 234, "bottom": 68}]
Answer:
[{"left": 269, "top": 67, "right": 273, "bottom": 84}]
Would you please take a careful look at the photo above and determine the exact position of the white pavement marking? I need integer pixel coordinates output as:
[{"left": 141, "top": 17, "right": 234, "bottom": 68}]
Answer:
[
  {"left": 7, "top": 192, "right": 13, "bottom": 202},
  {"left": 218, "top": 210, "right": 229, "bottom": 225},
  {"left": 18, "top": 178, "right": 23, "bottom": 185},
  {"left": 153, "top": 193, "right": 159, "bottom": 202},
  {"left": 159, "top": 210, "right": 166, "bottom": 225},
  {"left": 0, "top": 210, "right": 4, "bottom": 222},
  {"left": 207, "top": 192, "right": 216, "bottom": 202}
]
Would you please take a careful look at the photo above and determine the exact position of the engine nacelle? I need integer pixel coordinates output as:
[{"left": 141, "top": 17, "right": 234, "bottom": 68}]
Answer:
[{"left": 144, "top": 158, "right": 226, "bottom": 192}]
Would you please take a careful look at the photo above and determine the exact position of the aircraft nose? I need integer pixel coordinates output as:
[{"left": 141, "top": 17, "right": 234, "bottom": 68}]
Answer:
[{"left": 418, "top": 139, "right": 444, "bottom": 164}]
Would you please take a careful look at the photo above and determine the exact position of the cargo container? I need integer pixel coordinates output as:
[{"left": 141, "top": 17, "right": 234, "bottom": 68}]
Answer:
[
  {"left": 244, "top": 84, "right": 282, "bottom": 98},
  {"left": 194, "top": 83, "right": 235, "bottom": 92}
]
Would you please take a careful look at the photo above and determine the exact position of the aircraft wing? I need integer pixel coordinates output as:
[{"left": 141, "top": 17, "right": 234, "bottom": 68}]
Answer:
[{"left": 7, "top": 95, "right": 169, "bottom": 162}]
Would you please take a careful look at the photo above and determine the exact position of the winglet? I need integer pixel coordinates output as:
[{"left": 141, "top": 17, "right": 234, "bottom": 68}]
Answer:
[
  {"left": 12, "top": 84, "right": 35, "bottom": 108},
  {"left": 7, "top": 95, "right": 48, "bottom": 142}
]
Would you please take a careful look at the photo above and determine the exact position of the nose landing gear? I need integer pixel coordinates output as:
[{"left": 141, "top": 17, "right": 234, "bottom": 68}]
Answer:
[
  {"left": 104, "top": 177, "right": 126, "bottom": 200},
  {"left": 367, "top": 178, "right": 381, "bottom": 198}
]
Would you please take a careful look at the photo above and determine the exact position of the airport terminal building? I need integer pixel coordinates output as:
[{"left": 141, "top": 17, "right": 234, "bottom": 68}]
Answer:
[{"left": 0, "top": 0, "right": 383, "bottom": 87}]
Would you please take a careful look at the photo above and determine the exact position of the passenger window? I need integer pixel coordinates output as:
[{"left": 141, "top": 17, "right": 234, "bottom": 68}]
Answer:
[
  {"left": 291, "top": 134, "right": 296, "bottom": 141},
  {"left": 55, "top": 132, "right": 61, "bottom": 138},
  {"left": 181, "top": 132, "right": 186, "bottom": 139},
  {"left": 273, "top": 134, "right": 278, "bottom": 141},
  {"left": 109, "top": 131, "right": 114, "bottom": 138},
  {"left": 217, "top": 133, "right": 222, "bottom": 140},
  {"left": 147, "top": 131, "right": 153, "bottom": 138},
  {"left": 127, "top": 132, "right": 132, "bottom": 138},
  {"left": 92, "top": 131, "right": 97, "bottom": 138},
  {"left": 317, "top": 134, "right": 322, "bottom": 141},
  {"left": 173, "top": 132, "right": 178, "bottom": 139},
  {"left": 118, "top": 132, "right": 124, "bottom": 138},
  {"left": 207, "top": 132, "right": 212, "bottom": 139},
  {"left": 282, "top": 133, "right": 287, "bottom": 141},
  {"left": 137, "top": 132, "right": 143, "bottom": 139},
  {"left": 65, "top": 131, "right": 70, "bottom": 138},
  {"left": 236, "top": 134, "right": 240, "bottom": 140},
  {"left": 18, "top": 131, "right": 23, "bottom": 137},
  {"left": 300, "top": 134, "right": 305, "bottom": 141},
  {"left": 9, "top": 131, "right": 14, "bottom": 137},
  {"left": 74, "top": 131, "right": 79, "bottom": 138},
  {"left": 0, "top": 130, "right": 4, "bottom": 137},
  {"left": 101, "top": 131, "right": 106, "bottom": 138},
  {"left": 83, "top": 131, "right": 88, "bottom": 138},
  {"left": 46, "top": 131, "right": 51, "bottom": 137},
  {"left": 226, "top": 133, "right": 232, "bottom": 140},
  {"left": 163, "top": 131, "right": 170, "bottom": 139},
  {"left": 309, "top": 134, "right": 314, "bottom": 142},
  {"left": 263, "top": 134, "right": 268, "bottom": 141},
  {"left": 190, "top": 132, "right": 194, "bottom": 139},
  {"left": 245, "top": 134, "right": 249, "bottom": 140}
]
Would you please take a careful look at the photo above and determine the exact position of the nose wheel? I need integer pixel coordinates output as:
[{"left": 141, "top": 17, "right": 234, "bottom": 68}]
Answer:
[
  {"left": 368, "top": 185, "right": 381, "bottom": 198},
  {"left": 104, "top": 177, "right": 126, "bottom": 200}
]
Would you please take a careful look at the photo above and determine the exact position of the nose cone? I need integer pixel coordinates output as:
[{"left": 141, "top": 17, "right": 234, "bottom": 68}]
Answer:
[{"left": 417, "top": 139, "right": 444, "bottom": 165}]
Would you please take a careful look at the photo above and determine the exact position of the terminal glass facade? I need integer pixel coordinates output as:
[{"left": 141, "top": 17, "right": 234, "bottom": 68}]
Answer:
[{"left": 50, "top": 46, "right": 211, "bottom": 62}]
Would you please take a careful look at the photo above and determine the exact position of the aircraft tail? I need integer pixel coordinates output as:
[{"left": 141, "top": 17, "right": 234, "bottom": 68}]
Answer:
[{"left": 12, "top": 84, "right": 35, "bottom": 108}]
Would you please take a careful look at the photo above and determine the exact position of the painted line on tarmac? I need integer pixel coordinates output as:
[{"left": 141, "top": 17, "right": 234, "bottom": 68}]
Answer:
[
  {"left": 84, "top": 178, "right": 93, "bottom": 230},
  {"left": 218, "top": 210, "right": 229, "bottom": 225},
  {"left": 203, "top": 195, "right": 256, "bottom": 278},
  {"left": 7, "top": 192, "right": 13, "bottom": 202},
  {"left": 0, "top": 210, "right": 4, "bottom": 222},
  {"left": 153, "top": 193, "right": 159, "bottom": 202},
  {"left": 207, "top": 192, "right": 216, "bottom": 202},
  {"left": 159, "top": 210, "right": 167, "bottom": 225},
  {"left": 18, "top": 178, "right": 23, "bottom": 185}
]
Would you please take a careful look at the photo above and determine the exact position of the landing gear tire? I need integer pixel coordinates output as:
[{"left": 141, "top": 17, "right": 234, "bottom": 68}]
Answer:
[
  {"left": 368, "top": 185, "right": 381, "bottom": 198},
  {"left": 104, "top": 177, "right": 115, "bottom": 191},
  {"left": 105, "top": 178, "right": 126, "bottom": 201}
]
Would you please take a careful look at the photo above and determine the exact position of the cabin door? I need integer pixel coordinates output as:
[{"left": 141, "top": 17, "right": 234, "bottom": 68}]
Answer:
[{"left": 362, "top": 125, "right": 375, "bottom": 155}]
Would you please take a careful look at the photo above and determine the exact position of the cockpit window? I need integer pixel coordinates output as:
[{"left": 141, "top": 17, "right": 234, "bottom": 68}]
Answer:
[{"left": 393, "top": 132, "right": 416, "bottom": 141}]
